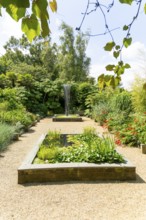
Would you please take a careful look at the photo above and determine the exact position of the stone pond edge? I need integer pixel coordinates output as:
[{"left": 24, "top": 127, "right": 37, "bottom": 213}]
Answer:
[{"left": 18, "top": 134, "right": 136, "bottom": 184}]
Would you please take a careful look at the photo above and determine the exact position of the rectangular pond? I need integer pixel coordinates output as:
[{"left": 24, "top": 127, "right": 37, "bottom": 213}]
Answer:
[{"left": 18, "top": 134, "right": 136, "bottom": 184}]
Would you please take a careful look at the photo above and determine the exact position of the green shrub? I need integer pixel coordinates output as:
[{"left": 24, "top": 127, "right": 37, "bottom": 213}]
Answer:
[
  {"left": 110, "top": 90, "right": 133, "bottom": 116},
  {"left": 131, "top": 77, "right": 146, "bottom": 113},
  {"left": 92, "top": 103, "right": 110, "bottom": 125},
  {"left": 114, "top": 113, "right": 146, "bottom": 146},
  {"left": 0, "top": 123, "right": 16, "bottom": 152},
  {"left": 0, "top": 110, "right": 35, "bottom": 128}
]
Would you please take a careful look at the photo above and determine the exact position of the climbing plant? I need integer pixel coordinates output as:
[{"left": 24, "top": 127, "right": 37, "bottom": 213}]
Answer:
[
  {"left": 76, "top": 0, "right": 146, "bottom": 88},
  {"left": 0, "top": 0, "right": 57, "bottom": 42},
  {"left": 0, "top": 0, "right": 146, "bottom": 86}
]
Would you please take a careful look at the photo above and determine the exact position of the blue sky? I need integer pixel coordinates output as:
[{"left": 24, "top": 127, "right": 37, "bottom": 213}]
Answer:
[{"left": 0, "top": 0, "right": 146, "bottom": 89}]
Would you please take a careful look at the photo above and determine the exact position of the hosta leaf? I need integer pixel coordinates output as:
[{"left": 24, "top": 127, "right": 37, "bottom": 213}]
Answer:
[
  {"left": 123, "top": 37, "right": 132, "bottom": 48},
  {"left": 119, "top": 0, "right": 133, "bottom": 5},
  {"left": 104, "top": 41, "right": 115, "bottom": 51},
  {"left": 49, "top": 0, "right": 57, "bottom": 12},
  {"left": 106, "top": 64, "right": 115, "bottom": 71},
  {"left": 22, "top": 14, "right": 41, "bottom": 42}
]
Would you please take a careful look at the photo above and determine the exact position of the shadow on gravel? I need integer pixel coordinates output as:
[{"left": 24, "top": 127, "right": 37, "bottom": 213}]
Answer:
[
  {"left": 22, "top": 174, "right": 145, "bottom": 187},
  {"left": 21, "top": 129, "right": 36, "bottom": 137}
]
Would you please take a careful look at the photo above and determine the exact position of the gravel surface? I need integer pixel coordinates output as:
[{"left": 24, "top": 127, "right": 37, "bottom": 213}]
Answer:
[{"left": 0, "top": 117, "right": 146, "bottom": 220}]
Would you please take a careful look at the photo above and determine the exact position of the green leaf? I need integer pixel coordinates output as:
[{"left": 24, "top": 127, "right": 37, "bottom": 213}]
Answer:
[
  {"left": 32, "top": 0, "right": 49, "bottom": 19},
  {"left": 124, "top": 63, "right": 131, "bottom": 69},
  {"left": 32, "top": 0, "right": 49, "bottom": 37},
  {"left": 108, "top": 76, "right": 116, "bottom": 88},
  {"left": 0, "top": 0, "right": 29, "bottom": 21},
  {"left": 21, "top": 14, "right": 41, "bottom": 42},
  {"left": 113, "top": 51, "right": 120, "bottom": 59},
  {"left": 143, "top": 83, "right": 146, "bottom": 90},
  {"left": 119, "top": 0, "right": 133, "bottom": 5},
  {"left": 114, "top": 65, "right": 119, "bottom": 74},
  {"left": 118, "top": 61, "right": 123, "bottom": 66},
  {"left": 40, "top": 15, "right": 50, "bottom": 37},
  {"left": 115, "top": 76, "right": 121, "bottom": 86},
  {"left": 115, "top": 45, "right": 120, "bottom": 50},
  {"left": 0, "top": 0, "right": 12, "bottom": 8},
  {"left": 0, "top": 0, "right": 29, "bottom": 8},
  {"left": 106, "top": 64, "right": 115, "bottom": 71},
  {"left": 123, "top": 37, "right": 132, "bottom": 48},
  {"left": 104, "top": 42, "right": 115, "bottom": 51},
  {"left": 6, "top": 5, "right": 26, "bottom": 21},
  {"left": 123, "top": 25, "right": 129, "bottom": 31},
  {"left": 98, "top": 74, "right": 105, "bottom": 89},
  {"left": 49, "top": 0, "right": 57, "bottom": 12},
  {"left": 117, "top": 66, "right": 125, "bottom": 75},
  {"left": 144, "top": 4, "right": 146, "bottom": 14}
]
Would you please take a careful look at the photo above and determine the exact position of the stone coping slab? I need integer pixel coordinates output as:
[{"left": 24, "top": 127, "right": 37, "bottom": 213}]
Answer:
[
  {"left": 52, "top": 115, "right": 82, "bottom": 122},
  {"left": 18, "top": 135, "right": 136, "bottom": 184}
]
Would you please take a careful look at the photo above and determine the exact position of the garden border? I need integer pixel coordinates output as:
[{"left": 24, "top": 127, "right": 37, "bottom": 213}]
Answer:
[{"left": 18, "top": 134, "right": 136, "bottom": 184}]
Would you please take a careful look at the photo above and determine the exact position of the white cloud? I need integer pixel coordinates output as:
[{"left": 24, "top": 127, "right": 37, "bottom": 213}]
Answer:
[
  {"left": 90, "top": 42, "right": 146, "bottom": 89},
  {"left": 90, "top": 63, "right": 106, "bottom": 79},
  {"left": 121, "top": 42, "right": 146, "bottom": 89},
  {"left": 122, "top": 42, "right": 146, "bottom": 61}
]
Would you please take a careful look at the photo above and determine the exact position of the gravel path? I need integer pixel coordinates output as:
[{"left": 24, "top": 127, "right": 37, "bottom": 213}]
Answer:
[{"left": 0, "top": 117, "right": 146, "bottom": 220}]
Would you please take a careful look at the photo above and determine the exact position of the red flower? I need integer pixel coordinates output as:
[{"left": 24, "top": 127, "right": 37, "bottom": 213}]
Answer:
[{"left": 115, "top": 139, "right": 121, "bottom": 145}]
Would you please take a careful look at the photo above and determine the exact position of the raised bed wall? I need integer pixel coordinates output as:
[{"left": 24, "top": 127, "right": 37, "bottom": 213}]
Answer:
[{"left": 18, "top": 135, "right": 136, "bottom": 184}]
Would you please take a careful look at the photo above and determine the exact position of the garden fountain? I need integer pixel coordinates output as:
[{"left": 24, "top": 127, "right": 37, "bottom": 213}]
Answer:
[
  {"left": 52, "top": 84, "right": 82, "bottom": 122},
  {"left": 63, "top": 84, "right": 71, "bottom": 116}
]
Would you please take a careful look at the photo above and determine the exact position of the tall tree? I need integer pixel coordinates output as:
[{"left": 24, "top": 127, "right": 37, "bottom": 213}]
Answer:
[
  {"left": 58, "top": 22, "right": 90, "bottom": 82},
  {"left": 75, "top": 32, "right": 91, "bottom": 82},
  {"left": 58, "top": 23, "right": 76, "bottom": 81},
  {"left": 1, "top": 35, "right": 59, "bottom": 80}
]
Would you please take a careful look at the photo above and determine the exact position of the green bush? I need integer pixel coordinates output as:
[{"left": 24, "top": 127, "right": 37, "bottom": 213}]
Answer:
[
  {"left": 0, "top": 123, "right": 16, "bottom": 152},
  {"left": 110, "top": 90, "right": 133, "bottom": 116},
  {"left": 131, "top": 77, "right": 146, "bottom": 113},
  {"left": 92, "top": 103, "right": 110, "bottom": 125},
  {"left": 0, "top": 109, "right": 36, "bottom": 128},
  {"left": 114, "top": 113, "right": 146, "bottom": 146}
]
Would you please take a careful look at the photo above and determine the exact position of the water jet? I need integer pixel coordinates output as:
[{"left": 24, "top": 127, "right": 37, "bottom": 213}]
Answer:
[{"left": 52, "top": 84, "right": 82, "bottom": 122}]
